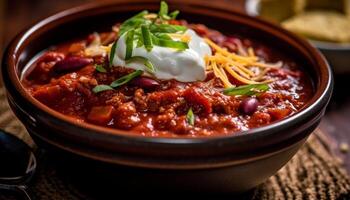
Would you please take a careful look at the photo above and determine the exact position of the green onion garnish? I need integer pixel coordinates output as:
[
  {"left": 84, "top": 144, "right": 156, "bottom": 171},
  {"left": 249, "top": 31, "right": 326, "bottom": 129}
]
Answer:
[
  {"left": 110, "top": 70, "right": 143, "bottom": 88},
  {"left": 125, "top": 29, "right": 135, "bottom": 60},
  {"left": 169, "top": 10, "right": 179, "bottom": 19},
  {"left": 117, "top": 1, "right": 187, "bottom": 56},
  {"left": 149, "top": 24, "right": 187, "bottom": 34},
  {"left": 141, "top": 25, "right": 153, "bottom": 52},
  {"left": 158, "top": 1, "right": 169, "bottom": 20},
  {"left": 136, "top": 37, "right": 144, "bottom": 47},
  {"left": 119, "top": 10, "right": 149, "bottom": 36},
  {"left": 223, "top": 84, "right": 269, "bottom": 96},
  {"left": 186, "top": 108, "right": 195, "bottom": 125},
  {"left": 95, "top": 64, "right": 107, "bottom": 73},
  {"left": 133, "top": 10, "right": 149, "bottom": 18},
  {"left": 93, "top": 70, "right": 143, "bottom": 93},
  {"left": 126, "top": 56, "right": 155, "bottom": 74},
  {"left": 152, "top": 35, "right": 189, "bottom": 50},
  {"left": 153, "top": 33, "right": 172, "bottom": 40},
  {"left": 92, "top": 85, "right": 113, "bottom": 93},
  {"left": 93, "top": 2, "right": 192, "bottom": 94},
  {"left": 109, "top": 41, "right": 118, "bottom": 67}
]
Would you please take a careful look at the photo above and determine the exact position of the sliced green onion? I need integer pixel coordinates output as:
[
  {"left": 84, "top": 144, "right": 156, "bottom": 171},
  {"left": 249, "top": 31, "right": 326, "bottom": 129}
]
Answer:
[
  {"left": 93, "top": 85, "right": 113, "bottom": 93},
  {"left": 126, "top": 56, "right": 155, "bottom": 74},
  {"left": 169, "top": 10, "right": 179, "bottom": 19},
  {"left": 109, "top": 41, "right": 118, "bottom": 67},
  {"left": 223, "top": 84, "right": 269, "bottom": 96},
  {"left": 132, "top": 10, "right": 149, "bottom": 18},
  {"left": 152, "top": 35, "right": 189, "bottom": 50},
  {"left": 110, "top": 70, "right": 143, "bottom": 88},
  {"left": 136, "top": 37, "right": 144, "bottom": 47},
  {"left": 119, "top": 10, "right": 149, "bottom": 36},
  {"left": 150, "top": 24, "right": 187, "bottom": 33},
  {"left": 186, "top": 108, "right": 195, "bottom": 126},
  {"left": 141, "top": 25, "right": 153, "bottom": 52},
  {"left": 158, "top": 1, "right": 169, "bottom": 19},
  {"left": 153, "top": 33, "right": 172, "bottom": 40},
  {"left": 125, "top": 29, "right": 135, "bottom": 60},
  {"left": 95, "top": 64, "right": 107, "bottom": 73},
  {"left": 134, "top": 30, "right": 144, "bottom": 47},
  {"left": 115, "top": 2, "right": 187, "bottom": 57},
  {"left": 119, "top": 18, "right": 146, "bottom": 37}
]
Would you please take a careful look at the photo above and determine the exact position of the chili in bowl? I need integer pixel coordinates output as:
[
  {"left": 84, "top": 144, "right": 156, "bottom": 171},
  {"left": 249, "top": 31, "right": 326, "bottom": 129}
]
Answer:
[
  {"left": 2, "top": 1, "right": 332, "bottom": 193},
  {"left": 21, "top": 2, "right": 313, "bottom": 137}
]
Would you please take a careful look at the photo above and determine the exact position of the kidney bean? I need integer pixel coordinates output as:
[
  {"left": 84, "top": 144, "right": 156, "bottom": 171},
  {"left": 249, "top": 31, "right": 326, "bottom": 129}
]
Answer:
[
  {"left": 37, "top": 52, "right": 65, "bottom": 63},
  {"left": 209, "top": 31, "right": 226, "bottom": 45},
  {"left": 225, "top": 37, "right": 240, "bottom": 44},
  {"left": 240, "top": 97, "right": 259, "bottom": 115},
  {"left": 192, "top": 24, "right": 208, "bottom": 36},
  {"left": 131, "top": 77, "right": 160, "bottom": 90},
  {"left": 53, "top": 56, "right": 93, "bottom": 73}
]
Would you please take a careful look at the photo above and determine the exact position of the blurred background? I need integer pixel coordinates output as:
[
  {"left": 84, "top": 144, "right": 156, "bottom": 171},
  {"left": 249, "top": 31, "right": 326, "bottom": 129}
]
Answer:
[
  {"left": 0, "top": 0, "right": 241, "bottom": 55},
  {"left": 0, "top": 0, "right": 95, "bottom": 59},
  {"left": 0, "top": 0, "right": 349, "bottom": 166}
]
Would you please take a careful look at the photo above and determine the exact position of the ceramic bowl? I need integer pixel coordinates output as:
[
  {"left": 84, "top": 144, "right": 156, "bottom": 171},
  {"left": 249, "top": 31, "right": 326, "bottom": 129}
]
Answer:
[
  {"left": 1, "top": 0, "right": 333, "bottom": 193},
  {"left": 312, "top": 41, "right": 350, "bottom": 74}
]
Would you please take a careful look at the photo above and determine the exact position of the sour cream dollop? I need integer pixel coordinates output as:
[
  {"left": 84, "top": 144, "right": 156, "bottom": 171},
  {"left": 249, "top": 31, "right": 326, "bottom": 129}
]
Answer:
[{"left": 112, "top": 29, "right": 212, "bottom": 82}]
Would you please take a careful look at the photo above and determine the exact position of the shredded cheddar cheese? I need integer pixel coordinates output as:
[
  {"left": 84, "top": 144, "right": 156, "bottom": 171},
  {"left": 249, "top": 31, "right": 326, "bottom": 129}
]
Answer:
[{"left": 204, "top": 38, "right": 282, "bottom": 88}]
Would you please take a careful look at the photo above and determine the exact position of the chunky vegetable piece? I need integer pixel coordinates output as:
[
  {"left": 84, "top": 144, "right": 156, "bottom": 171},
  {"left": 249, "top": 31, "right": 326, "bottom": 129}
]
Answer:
[{"left": 87, "top": 106, "right": 114, "bottom": 124}]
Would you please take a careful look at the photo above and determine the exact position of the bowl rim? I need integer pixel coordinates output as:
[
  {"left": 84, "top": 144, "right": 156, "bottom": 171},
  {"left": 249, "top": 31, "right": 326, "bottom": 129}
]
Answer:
[
  {"left": 311, "top": 40, "right": 350, "bottom": 51},
  {"left": 2, "top": 0, "right": 333, "bottom": 147}
]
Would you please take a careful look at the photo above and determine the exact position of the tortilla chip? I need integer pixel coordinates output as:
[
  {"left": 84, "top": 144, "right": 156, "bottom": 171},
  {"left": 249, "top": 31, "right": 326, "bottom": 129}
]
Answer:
[{"left": 282, "top": 11, "right": 350, "bottom": 43}]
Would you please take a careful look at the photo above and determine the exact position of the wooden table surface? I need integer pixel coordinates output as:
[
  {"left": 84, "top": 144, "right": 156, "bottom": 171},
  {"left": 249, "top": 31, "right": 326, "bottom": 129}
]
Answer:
[{"left": 1, "top": 0, "right": 350, "bottom": 171}]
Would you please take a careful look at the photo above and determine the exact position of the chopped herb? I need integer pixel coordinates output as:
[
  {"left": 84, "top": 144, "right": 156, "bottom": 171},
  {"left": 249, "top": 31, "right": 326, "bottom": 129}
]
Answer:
[
  {"left": 152, "top": 34, "right": 189, "bottom": 50},
  {"left": 92, "top": 70, "right": 143, "bottom": 93},
  {"left": 153, "top": 33, "right": 172, "bottom": 40},
  {"left": 92, "top": 85, "right": 113, "bottom": 93},
  {"left": 223, "top": 84, "right": 269, "bottom": 96},
  {"left": 110, "top": 70, "right": 143, "bottom": 88},
  {"left": 119, "top": 10, "right": 149, "bottom": 36},
  {"left": 141, "top": 25, "right": 153, "bottom": 52},
  {"left": 126, "top": 56, "right": 155, "bottom": 73},
  {"left": 95, "top": 64, "right": 107, "bottom": 73},
  {"left": 136, "top": 37, "right": 144, "bottom": 47},
  {"left": 149, "top": 24, "right": 187, "bottom": 34},
  {"left": 109, "top": 41, "right": 118, "bottom": 67},
  {"left": 158, "top": 1, "right": 170, "bottom": 20},
  {"left": 125, "top": 29, "right": 135, "bottom": 60},
  {"left": 133, "top": 10, "right": 149, "bottom": 18},
  {"left": 113, "top": 1, "right": 188, "bottom": 75},
  {"left": 169, "top": 10, "right": 179, "bottom": 19},
  {"left": 186, "top": 108, "right": 195, "bottom": 125}
]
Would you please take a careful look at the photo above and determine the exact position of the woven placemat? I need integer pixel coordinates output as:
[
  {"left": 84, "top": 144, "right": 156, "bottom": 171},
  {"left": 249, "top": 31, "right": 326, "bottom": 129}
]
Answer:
[{"left": 1, "top": 87, "right": 350, "bottom": 200}]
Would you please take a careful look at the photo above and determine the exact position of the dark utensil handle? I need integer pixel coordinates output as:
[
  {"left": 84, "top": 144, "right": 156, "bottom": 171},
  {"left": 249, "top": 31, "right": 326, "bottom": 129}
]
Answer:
[{"left": 0, "top": 184, "right": 32, "bottom": 200}]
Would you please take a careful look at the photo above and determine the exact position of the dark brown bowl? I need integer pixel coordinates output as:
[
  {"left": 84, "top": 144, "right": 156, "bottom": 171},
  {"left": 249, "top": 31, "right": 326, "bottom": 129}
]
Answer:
[{"left": 1, "top": 0, "right": 333, "bottom": 193}]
